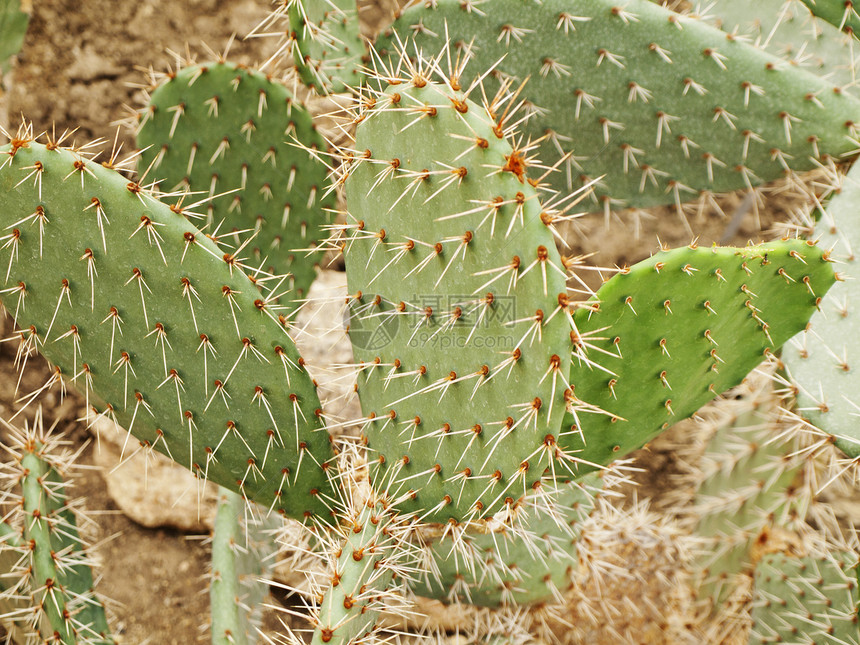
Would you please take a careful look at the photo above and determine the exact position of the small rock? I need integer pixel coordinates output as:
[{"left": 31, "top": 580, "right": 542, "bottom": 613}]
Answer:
[
  {"left": 66, "top": 45, "right": 122, "bottom": 81},
  {"left": 89, "top": 412, "right": 218, "bottom": 532}
]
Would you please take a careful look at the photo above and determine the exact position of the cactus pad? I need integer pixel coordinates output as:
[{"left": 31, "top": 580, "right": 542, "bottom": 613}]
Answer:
[
  {"left": 344, "top": 77, "right": 571, "bottom": 523},
  {"left": 137, "top": 62, "right": 334, "bottom": 309},
  {"left": 380, "top": 0, "right": 860, "bottom": 211},
  {"left": 783, "top": 162, "right": 860, "bottom": 459},
  {"left": 751, "top": 551, "right": 860, "bottom": 644},
  {"left": 799, "top": 0, "right": 860, "bottom": 36},
  {"left": 0, "top": 0, "right": 28, "bottom": 75},
  {"left": 288, "top": 0, "right": 365, "bottom": 93},
  {"left": 561, "top": 240, "right": 835, "bottom": 471},
  {"left": 0, "top": 136, "right": 335, "bottom": 520},
  {"left": 690, "top": 394, "right": 805, "bottom": 606}
]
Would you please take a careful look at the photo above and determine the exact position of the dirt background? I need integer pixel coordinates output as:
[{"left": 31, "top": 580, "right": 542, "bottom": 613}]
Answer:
[{"left": 0, "top": 0, "right": 831, "bottom": 643}]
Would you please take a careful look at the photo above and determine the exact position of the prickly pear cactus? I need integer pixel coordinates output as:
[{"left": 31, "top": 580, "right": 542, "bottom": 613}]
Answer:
[
  {"left": 690, "top": 393, "right": 806, "bottom": 606},
  {"left": 0, "top": 134, "right": 335, "bottom": 520},
  {"left": 137, "top": 61, "right": 335, "bottom": 308},
  {"left": 0, "top": 416, "right": 113, "bottom": 644},
  {"left": 379, "top": 0, "right": 860, "bottom": 211},
  {"left": 210, "top": 488, "right": 276, "bottom": 645},
  {"left": 783, "top": 162, "right": 860, "bottom": 459},
  {"left": 343, "top": 75, "right": 571, "bottom": 523},
  {"left": 563, "top": 240, "right": 835, "bottom": 470}
]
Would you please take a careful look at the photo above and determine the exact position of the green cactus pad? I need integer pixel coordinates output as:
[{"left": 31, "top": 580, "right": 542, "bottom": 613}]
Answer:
[
  {"left": 691, "top": 396, "right": 804, "bottom": 607},
  {"left": 561, "top": 240, "right": 835, "bottom": 471},
  {"left": 751, "top": 551, "right": 860, "bottom": 644},
  {"left": 783, "top": 162, "right": 860, "bottom": 459},
  {"left": 137, "top": 62, "right": 334, "bottom": 309},
  {"left": 0, "top": 138, "right": 335, "bottom": 520},
  {"left": 411, "top": 473, "right": 600, "bottom": 607},
  {"left": 344, "top": 79, "right": 571, "bottom": 523},
  {"left": 289, "top": 0, "right": 365, "bottom": 93},
  {"left": 799, "top": 0, "right": 860, "bottom": 37},
  {"left": 379, "top": 0, "right": 860, "bottom": 211},
  {"left": 42, "top": 466, "right": 114, "bottom": 644},
  {"left": 311, "top": 502, "right": 407, "bottom": 645},
  {"left": 0, "top": 0, "right": 28, "bottom": 75},
  {"left": 210, "top": 488, "right": 276, "bottom": 645}
]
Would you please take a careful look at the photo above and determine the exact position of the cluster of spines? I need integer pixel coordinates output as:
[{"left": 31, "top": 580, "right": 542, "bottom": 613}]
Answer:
[
  {"left": 409, "top": 473, "right": 601, "bottom": 608},
  {"left": 0, "top": 127, "right": 335, "bottom": 520},
  {"left": 380, "top": 0, "right": 860, "bottom": 219},
  {"left": 0, "top": 413, "right": 113, "bottom": 644}
]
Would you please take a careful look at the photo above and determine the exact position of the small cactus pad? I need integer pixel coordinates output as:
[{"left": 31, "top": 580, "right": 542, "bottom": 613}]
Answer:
[
  {"left": 698, "top": 0, "right": 860, "bottom": 98},
  {"left": 0, "top": 137, "right": 335, "bottom": 520},
  {"left": 783, "top": 161, "right": 860, "bottom": 459},
  {"left": 310, "top": 502, "right": 413, "bottom": 645},
  {"left": 343, "top": 78, "right": 571, "bottom": 523},
  {"left": 799, "top": 0, "right": 860, "bottom": 36},
  {"left": 3, "top": 431, "right": 115, "bottom": 644},
  {"left": 561, "top": 240, "right": 835, "bottom": 471},
  {"left": 137, "top": 62, "right": 334, "bottom": 309},
  {"left": 0, "top": 0, "right": 28, "bottom": 74},
  {"left": 210, "top": 488, "right": 276, "bottom": 645},
  {"left": 379, "top": 0, "right": 860, "bottom": 210},
  {"left": 751, "top": 551, "right": 860, "bottom": 644},
  {"left": 411, "top": 473, "right": 600, "bottom": 607},
  {"left": 288, "top": 0, "right": 365, "bottom": 93},
  {"left": 690, "top": 395, "right": 804, "bottom": 606}
]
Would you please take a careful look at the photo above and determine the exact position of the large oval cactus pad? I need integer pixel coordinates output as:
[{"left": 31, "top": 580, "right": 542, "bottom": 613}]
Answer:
[{"left": 0, "top": 139, "right": 335, "bottom": 520}]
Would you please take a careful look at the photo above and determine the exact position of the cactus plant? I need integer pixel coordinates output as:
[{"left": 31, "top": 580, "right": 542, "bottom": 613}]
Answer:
[{"left": 0, "top": 0, "right": 856, "bottom": 643}]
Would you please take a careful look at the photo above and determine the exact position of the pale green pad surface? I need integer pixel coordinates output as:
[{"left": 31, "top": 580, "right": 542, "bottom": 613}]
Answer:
[
  {"left": 137, "top": 62, "right": 334, "bottom": 308},
  {"left": 783, "top": 161, "right": 860, "bottom": 459},
  {"left": 380, "top": 0, "right": 860, "bottom": 210},
  {"left": 563, "top": 241, "right": 835, "bottom": 470},
  {"left": 0, "top": 142, "right": 334, "bottom": 520},
  {"left": 751, "top": 551, "right": 860, "bottom": 644},
  {"left": 345, "top": 82, "right": 570, "bottom": 523}
]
